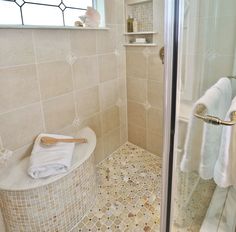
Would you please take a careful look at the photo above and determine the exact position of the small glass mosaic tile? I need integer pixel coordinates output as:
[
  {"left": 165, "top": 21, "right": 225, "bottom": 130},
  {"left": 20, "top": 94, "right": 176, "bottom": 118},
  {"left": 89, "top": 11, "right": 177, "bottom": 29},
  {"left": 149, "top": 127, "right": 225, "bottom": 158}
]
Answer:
[
  {"left": 72, "top": 142, "right": 162, "bottom": 232},
  {"left": 131, "top": 2, "right": 153, "bottom": 32}
]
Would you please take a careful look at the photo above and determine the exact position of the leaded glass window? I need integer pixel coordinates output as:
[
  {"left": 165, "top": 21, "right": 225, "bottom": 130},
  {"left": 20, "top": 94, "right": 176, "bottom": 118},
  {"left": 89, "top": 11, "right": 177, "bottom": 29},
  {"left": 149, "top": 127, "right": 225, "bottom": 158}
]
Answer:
[{"left": 0, "top": 0, "right": 95, "bottom": 26}]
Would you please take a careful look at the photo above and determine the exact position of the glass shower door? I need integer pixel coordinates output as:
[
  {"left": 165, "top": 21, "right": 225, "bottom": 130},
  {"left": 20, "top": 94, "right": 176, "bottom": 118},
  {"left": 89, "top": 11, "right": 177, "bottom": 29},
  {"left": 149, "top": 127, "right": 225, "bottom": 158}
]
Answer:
[{"left": 163, "top": 0, "right": 236, "bottom": 231}]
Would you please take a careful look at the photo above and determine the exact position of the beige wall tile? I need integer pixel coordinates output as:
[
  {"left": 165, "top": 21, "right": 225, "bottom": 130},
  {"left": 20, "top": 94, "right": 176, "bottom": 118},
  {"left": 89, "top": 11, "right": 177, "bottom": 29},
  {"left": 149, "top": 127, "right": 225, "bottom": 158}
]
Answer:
[
  {"left": 126, "top": 51, "right": 147, "bottom": 79},
  {"left": 103, "top": 128, "right": 121, "bottom": 156},
  {"left": 116, "top": 25, "right": 125, "bottom": 51},
  {"left": 96, "top": 26, "right": 116, "bottom": 54},
  {"left": 38, "top": 61, "right": 73, "bottom": 100},
  {"left": 0, "top": 103, "right": 44, "bottom": 150},
  {"left": 127, "top": 78, "right": 147, "bottom": 104},
  {"left": 100, "top": 79, "right": 118, "bottom": 110},
  {"left": 43, "top": 93, "right": 75, "bottom": 132},
  {"left": 104, "top": 0, "right": 116, "bottom": 25},
  {"left": 147, "top": 107, "right": 163, "bottom": 135},
  {"left": 73, "top": 56, "right": 99, "bottom": 90},
  {"left": 94, "top": 137, "right": 105, "bottom": 164},
  {"left": 79, "top": 113, "right": 102, "bottom": 138},
  {"left": 128, "top": 101, "right": 146, "bottom": 128},
  {"left": 126, "top": 46, "right": 163, "bottom": 154},
  {"left": 119, "top": 104, "right": 127, "bottom": 127},
  {"left": 33, "top": 30, "right": 70, "bottom": 63},
  {"left": 147, "top": 80, "right": 163, "bottom": 109},
  {"left": 0, "top": 65, "right": 39, "bottom": 114},
  {"left": 120, "top": 125, "right": 128, "bottom": 145},
  {"left": 118, "top": 77, "right": 127, "bottom": 101},
  {"left": 128, "top": 124, "right": 146, "bottom": 149},
  {"left": 0, "top": 2, "right": 128, "bottom": 165},
  {"left": 117, "top": 50, "right": 126, "bottom": 79},
  {"left": 148, "top": 53, "right": 164, "bottom": 82},
  {"left": 76, "top": 86, "right": 100, "bottom": 119},
  {"left": 102, "top": 106, "right": 120, "bottom": 134},
  {"left": 70, "top": 30, "right": 96, "bottom": 57},
  {"left": 115, "top": 1, "right": 125, "bottom": 24},
  {"left": 0, "top": 29, "right": 34, "bottom": 67},
  {"left": 99, "top": 53, "right": 118, "bottom": 82},
  {"left": 147, "top": 131, "right": 163, "bottom": 156}
]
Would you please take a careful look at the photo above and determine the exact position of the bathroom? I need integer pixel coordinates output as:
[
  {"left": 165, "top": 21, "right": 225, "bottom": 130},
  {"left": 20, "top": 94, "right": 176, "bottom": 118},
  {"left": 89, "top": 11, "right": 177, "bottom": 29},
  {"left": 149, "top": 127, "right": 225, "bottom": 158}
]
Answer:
[{"left": 0, "top": 0, "right": 235, "bottom": 231}]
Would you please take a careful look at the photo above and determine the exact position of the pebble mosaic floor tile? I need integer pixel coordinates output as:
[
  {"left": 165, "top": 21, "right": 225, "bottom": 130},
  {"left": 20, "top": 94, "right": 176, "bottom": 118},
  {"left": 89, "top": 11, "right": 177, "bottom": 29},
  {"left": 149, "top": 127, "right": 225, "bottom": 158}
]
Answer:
[
  {"left": 72, "top": 142, "right": 162, "bottom": 232},
  {"left": 172, "top": 179, "right": 216, "bottom": 232}
]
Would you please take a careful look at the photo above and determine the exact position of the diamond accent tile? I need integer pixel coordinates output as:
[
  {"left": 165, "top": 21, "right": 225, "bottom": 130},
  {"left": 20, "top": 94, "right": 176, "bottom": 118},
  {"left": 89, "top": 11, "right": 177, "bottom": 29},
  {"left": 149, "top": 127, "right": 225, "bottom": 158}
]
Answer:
[
  {"left": 59, "top": 3, "right": 66, "bottom": 10},
  {"left": 16, "top": 0, "right": 24, "bottom": 6}
]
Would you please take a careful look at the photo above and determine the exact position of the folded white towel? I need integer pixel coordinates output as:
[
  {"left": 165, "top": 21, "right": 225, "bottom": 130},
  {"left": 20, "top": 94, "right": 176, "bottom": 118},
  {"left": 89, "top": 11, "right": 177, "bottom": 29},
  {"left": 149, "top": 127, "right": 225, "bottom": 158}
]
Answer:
[
  {"left": 214, "top": 97, "right": 236, "bottom": 188},
  {"left": 181, "top": 78, "right": 232, "bottom": 179},
  {"left": 28, "top": 133, "right": 75, "bottom": 179}
]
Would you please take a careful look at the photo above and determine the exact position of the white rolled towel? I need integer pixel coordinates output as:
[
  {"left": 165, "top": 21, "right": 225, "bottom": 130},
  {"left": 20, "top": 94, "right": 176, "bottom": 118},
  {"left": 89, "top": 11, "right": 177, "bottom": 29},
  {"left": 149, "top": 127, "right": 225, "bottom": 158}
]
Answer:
[
  {"left": 214, "top": 96, "right": 236, "bottom": 188},
  {"left": 181, "top": 78, "right": 232, "bottom": 179},
  {"left": 28, "top": 133, "right": 75, "bottom": 179}
]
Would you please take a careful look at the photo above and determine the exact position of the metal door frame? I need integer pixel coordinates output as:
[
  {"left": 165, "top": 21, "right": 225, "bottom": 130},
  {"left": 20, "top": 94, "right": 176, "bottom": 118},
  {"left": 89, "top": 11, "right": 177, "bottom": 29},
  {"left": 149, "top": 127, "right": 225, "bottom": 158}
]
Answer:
[{"left": 160, "top": 0, "right": 180, "bottom": 231}]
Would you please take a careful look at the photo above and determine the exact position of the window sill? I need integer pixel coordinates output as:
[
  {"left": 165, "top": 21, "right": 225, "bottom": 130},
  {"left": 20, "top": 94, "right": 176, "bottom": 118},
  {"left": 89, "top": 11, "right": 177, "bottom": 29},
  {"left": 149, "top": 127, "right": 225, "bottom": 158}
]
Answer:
[{"left": 0, "top": 25, "right": 110, "bottom": 30}]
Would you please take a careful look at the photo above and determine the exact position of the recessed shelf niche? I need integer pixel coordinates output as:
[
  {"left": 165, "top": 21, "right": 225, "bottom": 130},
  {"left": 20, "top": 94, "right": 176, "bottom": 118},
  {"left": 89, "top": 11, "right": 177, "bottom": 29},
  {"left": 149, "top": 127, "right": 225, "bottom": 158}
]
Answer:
[{"left": 124, "top": 0, "right": 158, "bottom": 46}]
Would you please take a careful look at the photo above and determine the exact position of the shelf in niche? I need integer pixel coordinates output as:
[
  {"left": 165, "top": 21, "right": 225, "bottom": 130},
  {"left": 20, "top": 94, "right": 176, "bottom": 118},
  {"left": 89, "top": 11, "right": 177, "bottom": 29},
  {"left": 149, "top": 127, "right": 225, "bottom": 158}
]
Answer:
[
  {"left": 124, "top": 31, "right": 157, "bottom": 35},
  {"left": 124, "top": 43, "right": 157, "bottom": 47},
  {"left": 127, "top": 0, "right": 152, "bottom": 6}
]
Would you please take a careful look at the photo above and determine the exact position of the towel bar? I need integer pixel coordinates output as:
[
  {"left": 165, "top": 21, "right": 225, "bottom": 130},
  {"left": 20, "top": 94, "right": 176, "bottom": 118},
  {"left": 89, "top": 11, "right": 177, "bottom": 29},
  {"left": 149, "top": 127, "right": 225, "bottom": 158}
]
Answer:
[{"left": 194, "top": 104, "right": 236, "bottom": 126}]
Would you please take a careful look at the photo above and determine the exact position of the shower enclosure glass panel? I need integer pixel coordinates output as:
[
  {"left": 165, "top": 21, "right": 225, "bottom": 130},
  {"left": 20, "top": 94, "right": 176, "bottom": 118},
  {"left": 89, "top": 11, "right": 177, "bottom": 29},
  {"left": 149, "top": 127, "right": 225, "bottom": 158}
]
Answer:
[{"left": 167, "top": 0, "right": 236, "bottom": 231}]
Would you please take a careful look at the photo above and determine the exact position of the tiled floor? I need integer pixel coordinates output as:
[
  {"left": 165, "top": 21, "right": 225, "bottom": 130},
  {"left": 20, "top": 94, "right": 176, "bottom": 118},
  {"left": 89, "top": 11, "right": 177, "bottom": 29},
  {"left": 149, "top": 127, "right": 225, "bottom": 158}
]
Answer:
[
  {"left": 72, "top": 142, "right": 162, "bottom": 232},
  {"left": 172, "top": 177, "right": 215, "bottom": 232}
]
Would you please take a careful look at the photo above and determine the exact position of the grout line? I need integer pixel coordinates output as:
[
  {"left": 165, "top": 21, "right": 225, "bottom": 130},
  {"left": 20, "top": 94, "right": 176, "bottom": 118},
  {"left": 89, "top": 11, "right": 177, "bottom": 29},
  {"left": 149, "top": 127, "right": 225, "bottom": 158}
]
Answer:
[
  {"left": 68, "top": 30, "right": 79, "bottom": 120},
  {"left": 0, "top": 102, "right": 42, "bottom": 117},
  {"left": 145, "top": 48, "right": 149, "bottom": 148},
  {"left": 0, "top": 52, "right": 123, "bottom": 71},
  {"left": 31, "top": 30, "right": 46, "bottom": 132}
]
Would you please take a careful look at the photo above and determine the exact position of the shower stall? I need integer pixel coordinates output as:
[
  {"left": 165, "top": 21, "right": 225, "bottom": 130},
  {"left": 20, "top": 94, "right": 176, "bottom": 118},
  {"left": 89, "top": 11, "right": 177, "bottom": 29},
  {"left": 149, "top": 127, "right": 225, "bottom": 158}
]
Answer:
[
  {"left": 163, "top": 0, "right": 236, "bottom": 231},
  {"left": 0, "top": 0, "right": 236, "bottom": 231}
]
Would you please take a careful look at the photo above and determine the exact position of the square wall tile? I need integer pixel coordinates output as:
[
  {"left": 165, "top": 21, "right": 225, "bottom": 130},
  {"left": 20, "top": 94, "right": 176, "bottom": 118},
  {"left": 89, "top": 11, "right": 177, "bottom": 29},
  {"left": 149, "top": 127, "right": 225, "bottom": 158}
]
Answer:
[
  {"left": 128, "top": 123, "right": 146, "bottom": 149},
  {"left": 103, "top": 128, "right": 121, "bottom": 156},
  {"left": 0, "top": 103, "right": 44, "bottom": 150},
  {"left": 120, "top": 125, "right": 128, "bottom": 144},
  {"left": 96, "top": 26, "right": 116, "bottom": 54},
  {"left": 104, "top": 0, "right": 116, "bottom": 25},
  {"left": 100, "top": 79, "right": 118, "bottom": 110},
  {"left": 147, "top": 80, "right": 163, "bottom": 109},
  {"left": 127, "top": 78, "right": 147, "bottom": 104},
  {"left": 99, "top": 53, "right": 118, "bottom": 82},
  {"left": 70, "top": 30, "right": 96, "bottom": 57},
  {"left": 119, "top": 104, "right": 127, "bottom": 127},
  {"left": 147, "top": 131, "right": 163, "bottom": 156},
  {"left": 118, "top": 77, "right": 127, "bottom": 101},
  {"left": 33, "top": 29, "right": 70, "bottom": 63},
  {"left": 148, "top": 53, "right": 164, "bottom": 81},
  {"left": 76, "top": 86, "right": 100, "bottom": 119},
  {"left": 0, "top": 65, "right": 39, "bottom": 114},
  {"left": 126, "top": 50, "right": 147, "bottom": 79},
  {"left": 117, "top": 50, "right": 126, "bottom": 79},
  {"left": 147, "top": 107, "right": 163, "bottom": 135},
  {"left": 73, "top": 56, "right": 99, "bottom": 90},
  {"left": 102, "top": 106, "right": 120, "bottom": 134},
  {"left": 0, "top": 29, "right": 34, "bottom": 67},
  {"left": 43, "top": 93, "right": 75, "bottom": 132},
  {"left": 79, "top": 113, "right": 102, "bottom": 138},
  {"left": 128, "top": 101, "right": 146, "bottom": 128},
  {"left": 94, "top": 137, "right": 105, "bottom": 164},
  {"left": 38, "top": 61, "right": 73, "bottom": 100}
]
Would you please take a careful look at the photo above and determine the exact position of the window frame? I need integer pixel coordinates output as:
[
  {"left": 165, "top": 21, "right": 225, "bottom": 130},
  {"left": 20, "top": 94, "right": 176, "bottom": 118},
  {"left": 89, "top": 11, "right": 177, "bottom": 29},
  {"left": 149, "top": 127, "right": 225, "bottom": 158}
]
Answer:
[{"left": 0, "top": 0, "right": 106, "bottom": 29}]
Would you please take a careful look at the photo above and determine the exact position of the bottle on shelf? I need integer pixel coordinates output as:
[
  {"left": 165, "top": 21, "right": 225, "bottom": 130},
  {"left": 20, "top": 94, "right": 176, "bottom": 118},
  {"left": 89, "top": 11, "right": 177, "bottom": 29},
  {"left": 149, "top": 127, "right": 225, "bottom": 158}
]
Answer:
[
  {"left": 133, "top": 18, "right": 138, "bottom": 32},
  {"left": 127, "top": 15, "right": 134, "bottom": 32}
]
